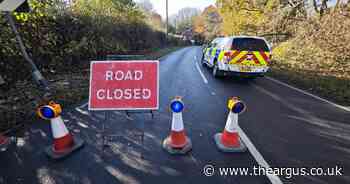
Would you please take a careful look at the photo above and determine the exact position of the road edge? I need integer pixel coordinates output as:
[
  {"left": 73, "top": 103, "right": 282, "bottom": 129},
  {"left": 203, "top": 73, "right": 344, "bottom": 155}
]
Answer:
[{"left": 265, "top": 76, "right": 350, "bottom": 112}]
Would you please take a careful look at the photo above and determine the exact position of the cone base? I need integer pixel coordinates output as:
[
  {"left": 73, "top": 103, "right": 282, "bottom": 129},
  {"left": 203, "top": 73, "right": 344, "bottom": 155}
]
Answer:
[
  {"left": 0, "top": 137, "right": 10, "bottom": 152},
  {"left": 162, "top": 136, "right": 192, "bottom": 155},
  {"left": 45, "top": 136, "right": 84, "bottom": 159},
  {"left": 214, "top": 133, "right": 247, "bottom": 153}
]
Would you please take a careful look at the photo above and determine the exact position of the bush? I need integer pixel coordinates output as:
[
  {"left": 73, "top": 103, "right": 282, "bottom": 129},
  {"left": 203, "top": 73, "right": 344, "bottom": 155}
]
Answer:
[
  {"left": 270, "top": 5, "right": 350, "bottom": 105},
  {"left": 0, "top": 0, "right": 183, "bottom": 89},
  {"left": 0, "top": 0, "right": 186, "bottom": 132},
  {"left": 272, "top": 5, "right": 350, "bottom": 79}
]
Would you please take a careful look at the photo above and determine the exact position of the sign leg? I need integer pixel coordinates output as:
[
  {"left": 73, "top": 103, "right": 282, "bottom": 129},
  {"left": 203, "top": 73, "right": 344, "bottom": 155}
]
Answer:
[
  {"left": 141, "top": 119, "right": 145, "bottom": 159},
  {"left": 150, "top": 110, "right": 154, "bottom": 119},
  {"left": 102, "top": 111, "right": 110, "bottom": 153}
]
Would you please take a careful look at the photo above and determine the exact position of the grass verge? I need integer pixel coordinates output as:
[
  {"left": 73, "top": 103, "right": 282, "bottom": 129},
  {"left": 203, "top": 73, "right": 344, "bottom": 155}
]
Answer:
[{"left": 268, "top": 64, "right": 350, "bottom": 107}]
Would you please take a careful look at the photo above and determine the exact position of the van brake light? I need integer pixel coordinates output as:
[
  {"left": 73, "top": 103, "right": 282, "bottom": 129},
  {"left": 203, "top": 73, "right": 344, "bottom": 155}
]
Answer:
[{"left": 224, "top": 52, "right": 231, "bottom": 57}]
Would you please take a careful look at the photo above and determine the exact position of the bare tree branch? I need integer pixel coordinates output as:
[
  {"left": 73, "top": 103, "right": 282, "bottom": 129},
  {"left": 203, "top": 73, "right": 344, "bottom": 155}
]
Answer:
[{"left": 313, "top": 0, "right": 320, "bottom": 13}]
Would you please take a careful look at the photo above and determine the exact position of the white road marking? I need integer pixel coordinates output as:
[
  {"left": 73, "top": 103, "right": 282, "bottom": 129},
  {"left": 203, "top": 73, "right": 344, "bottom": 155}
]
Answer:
[
  {"left": 237, "top": 126, "right": 284, "bottom": 184},
  {"left": 30, "top": 128, "right": 47, "bottom": 138},
  {"left": 266, "top": 76, "right": 350, "bottom": 112},
  {"left": 196, "top": 51, "right": 276, "bottom": 183},
  {"left": 77, "top": 122, "right": 89, "bottom": 128},
  {"left": 194, "top": 55, "right": 197, "bottom": 60},
  {"left": 195, "top": 62, "right": 208, "bottom": 84},
  {"left": 78, "top": 102, "right": 88, "bottom": 109},
  {"left": 75, "top": 107, "right": 89, "bottom": 115}
]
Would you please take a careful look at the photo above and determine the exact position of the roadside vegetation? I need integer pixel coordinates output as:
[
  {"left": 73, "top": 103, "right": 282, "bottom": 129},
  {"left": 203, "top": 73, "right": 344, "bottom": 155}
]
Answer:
[
  {"left": 271, "top": 7, "right": 350, "bottom": 106},
  {"left": 0, "top": 0, "right": 185, "bottom": 132},
  {"left": 186, "top": 0, "right": 350, "bottom": 106}
]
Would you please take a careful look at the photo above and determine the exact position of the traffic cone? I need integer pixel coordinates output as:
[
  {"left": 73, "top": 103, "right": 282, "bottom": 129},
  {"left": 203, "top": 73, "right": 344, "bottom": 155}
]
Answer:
[
  {"left": 45, "top": 116, "right": 84, "bottom": 159},
  {"left": 163, "top": 97, "right": 192, "bottom": 154},
  {"left": 0, "top": 134, "right": 10, "bottom": 152},
  {"left": 214, "top": 97, "right": 247, "bottom": 152}
]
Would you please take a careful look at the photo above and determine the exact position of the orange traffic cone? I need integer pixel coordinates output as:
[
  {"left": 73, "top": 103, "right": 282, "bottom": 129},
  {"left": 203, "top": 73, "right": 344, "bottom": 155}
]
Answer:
[
  {"left": 45, "top": 115, "right": 84, "bottom": 159},
  {"left": 0, "top": 134, "right": 10, "bottom": 152},
  {"left": 163, "top": 97, "right": 192, "bottom": 154},
  {"left": 38, "top": 101, "right": 84, "bottom": 159},
  {"left": 214, "top": 97, "right": 247, "bottom": 152}
]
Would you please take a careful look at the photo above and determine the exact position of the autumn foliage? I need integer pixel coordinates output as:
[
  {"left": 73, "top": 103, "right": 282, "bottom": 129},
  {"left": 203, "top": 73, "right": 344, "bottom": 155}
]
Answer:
[{"left": 0, "top": 0, "right": 186, "bottom": 87}]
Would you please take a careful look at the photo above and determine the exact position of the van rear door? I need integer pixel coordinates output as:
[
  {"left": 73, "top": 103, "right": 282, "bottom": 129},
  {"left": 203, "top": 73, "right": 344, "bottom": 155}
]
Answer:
[{"left": 227, "top": 38, "right": 271, "bottom": 67}]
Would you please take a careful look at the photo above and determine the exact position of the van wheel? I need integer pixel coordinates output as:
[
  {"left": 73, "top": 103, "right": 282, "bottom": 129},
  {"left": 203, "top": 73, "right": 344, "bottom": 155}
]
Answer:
[
  {"left": 201, "top": 54, "right": 206, "bottom": 67},
  {"left": 213, "top": 62, "right": 222, "bottom": 78}
]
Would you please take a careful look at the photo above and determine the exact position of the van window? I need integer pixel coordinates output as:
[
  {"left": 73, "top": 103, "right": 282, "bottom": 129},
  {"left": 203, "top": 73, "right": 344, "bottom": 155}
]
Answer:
[
  {"left": 211, "top": 38, "right": 226, "bottom": 47},
  {"left": 218, "top": 37, "right": 231, "bottom": 49},
  {"left": 232, "top": 38, "right": 270, "bottom": 51},
  {"left": 209, "top": 40, "right": 215, "bottom": 47},
  {"left": 212, "top": 38, "right": 221, "bottom": 47}
]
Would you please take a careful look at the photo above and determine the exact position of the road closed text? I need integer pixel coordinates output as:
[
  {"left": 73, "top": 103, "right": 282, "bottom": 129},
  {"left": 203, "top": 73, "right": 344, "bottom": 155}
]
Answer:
[
  {"left": 89, "top": 61, "right": 158, "bottom": 110},
  {"left": 105, "top": 70, "right": 143, "bottom": 81},
  {"left": 96, "top": 70, "right": 152, "bottom": 100},
  {"left": 97, "top": 88, "right": 151, "bottom": 100}
]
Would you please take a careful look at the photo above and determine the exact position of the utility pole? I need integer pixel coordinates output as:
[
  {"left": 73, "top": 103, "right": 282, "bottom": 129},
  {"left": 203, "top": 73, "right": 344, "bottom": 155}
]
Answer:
[
  {"left": 174, "top": 18, "right": 177, "bottom": 34},
  {"left": 6, "top": 13, "right": 50, "bottom": 92},
  {"left": 166, "top": 0, "right": 168, "bottom": 43}
]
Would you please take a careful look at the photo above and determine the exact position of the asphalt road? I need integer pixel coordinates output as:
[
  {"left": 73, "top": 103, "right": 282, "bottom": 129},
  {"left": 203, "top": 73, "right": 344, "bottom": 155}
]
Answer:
[{"left": 1, "top": 46, "right": 349, "bottom": 184}]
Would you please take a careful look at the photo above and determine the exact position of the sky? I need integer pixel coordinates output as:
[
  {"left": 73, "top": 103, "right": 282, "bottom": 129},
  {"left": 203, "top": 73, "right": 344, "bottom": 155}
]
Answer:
[
  {"left": 134, "top": 0, "right": 347, "bottom": 19},
  {"left": 135, "top": 0, "right": 216, "bottom": 18}
]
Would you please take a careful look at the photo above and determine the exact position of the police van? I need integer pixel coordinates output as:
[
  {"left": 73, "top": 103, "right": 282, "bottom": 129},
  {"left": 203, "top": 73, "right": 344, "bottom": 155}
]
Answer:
[{"left": 201, "top": 36, "right": 272, "bottom": 78}]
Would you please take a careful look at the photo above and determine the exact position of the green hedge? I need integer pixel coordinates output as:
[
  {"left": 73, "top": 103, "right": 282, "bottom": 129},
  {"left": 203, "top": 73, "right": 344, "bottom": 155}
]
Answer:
[{"left": 0, "top": 0, "right": 185, "bottom": 89}]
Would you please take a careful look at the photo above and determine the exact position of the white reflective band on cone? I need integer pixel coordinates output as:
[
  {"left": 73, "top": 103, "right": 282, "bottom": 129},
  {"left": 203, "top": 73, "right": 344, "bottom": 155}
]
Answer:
[
  {"left": 51, "top": 116, "right": 69, "bottom": 139},
  {"left": 224, "top": 111, "right": 238, "bottom": 133},
  {"left": 171, "top": 112, "right": 184, "bottom": 132},
  {"left": 0, "top": 0, "right": 26, "bottom": 11}
]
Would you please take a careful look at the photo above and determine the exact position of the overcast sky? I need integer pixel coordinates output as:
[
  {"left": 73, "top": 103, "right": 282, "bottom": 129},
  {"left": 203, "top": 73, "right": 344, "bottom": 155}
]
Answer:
[
  {"left": 135, "top": 0, "right": 215, "bottom": 18},
  {"left": 134, "top": 0, "right": 347, "bottom": 19}
]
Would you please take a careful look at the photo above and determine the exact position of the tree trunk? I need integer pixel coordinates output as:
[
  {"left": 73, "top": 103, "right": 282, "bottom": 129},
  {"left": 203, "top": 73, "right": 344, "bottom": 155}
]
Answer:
[
  {"left": 320, "top": 0, "right": 328, "bottom": 17},
  {"left": 333, "top": 0, "right": 341, "bottom": 13},
  {"left": 312, "top": 0, "right": 319, "bottom": 14}
]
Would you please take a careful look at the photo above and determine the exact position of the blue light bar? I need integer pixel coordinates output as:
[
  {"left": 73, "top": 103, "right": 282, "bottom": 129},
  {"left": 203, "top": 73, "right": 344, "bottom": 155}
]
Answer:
[
  {"left": 232, "top": 102, "right": 245, "bottom": 114},
  {"left": 170, "top": 100, "right": 184, "bottom": 113},
  {"left": 40, "top": 106, "right": 55, "bottom": 119}
]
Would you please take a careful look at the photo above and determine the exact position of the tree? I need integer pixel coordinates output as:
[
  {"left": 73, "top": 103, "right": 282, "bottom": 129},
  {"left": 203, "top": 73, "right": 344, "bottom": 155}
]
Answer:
[
  {"left": 192, "top": 5, "right": 223, "bottom": 41},
  {"left": 176, "top": 7, "right": 201, "bottom": 23},
  {"left": 312, "top": 0, "right": 330, "bottom": 17},
  {"left": 216, "top": 0, "right": 264, "bottom": 35},
  {"left": 73, "top": 0, "right": 140, "bottom": 19},
  {"left": 149, "top": 12, "right": 164, "bottom": 31},
  {"left": 136, "top": 0, "right": 154, "bottom": 12},
  {"left": 170, "top": 7, "right": 200, "bottom": 33},
  {"left": 135, "top": 0, "right": 164, "bottom": 31}
]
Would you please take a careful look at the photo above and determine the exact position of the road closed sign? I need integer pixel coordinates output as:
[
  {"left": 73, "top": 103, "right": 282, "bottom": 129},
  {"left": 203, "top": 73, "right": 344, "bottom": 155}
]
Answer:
[{"left": 89, "top": 60, "right": 159, "bottom": 110}]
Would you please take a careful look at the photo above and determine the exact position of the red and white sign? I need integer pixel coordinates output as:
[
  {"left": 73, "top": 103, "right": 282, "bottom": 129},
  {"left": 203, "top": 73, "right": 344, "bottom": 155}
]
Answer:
[{"left": 89, "top": 60, "right": 159, "bottom": 111}]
